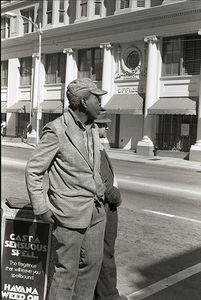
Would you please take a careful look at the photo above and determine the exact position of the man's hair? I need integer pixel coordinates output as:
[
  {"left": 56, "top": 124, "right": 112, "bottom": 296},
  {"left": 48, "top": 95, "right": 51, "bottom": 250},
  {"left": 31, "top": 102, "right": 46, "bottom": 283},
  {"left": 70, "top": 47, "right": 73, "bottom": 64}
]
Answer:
[{"left": 67, "top": 90, "right": 90, "bottom": 110}]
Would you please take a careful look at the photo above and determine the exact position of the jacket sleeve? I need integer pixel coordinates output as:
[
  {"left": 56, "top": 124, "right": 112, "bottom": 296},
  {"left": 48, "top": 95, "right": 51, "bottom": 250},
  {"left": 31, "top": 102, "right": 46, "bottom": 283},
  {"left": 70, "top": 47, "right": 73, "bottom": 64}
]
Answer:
[{"left": 25, "top": 125, "right": 59, "bottom": 215}]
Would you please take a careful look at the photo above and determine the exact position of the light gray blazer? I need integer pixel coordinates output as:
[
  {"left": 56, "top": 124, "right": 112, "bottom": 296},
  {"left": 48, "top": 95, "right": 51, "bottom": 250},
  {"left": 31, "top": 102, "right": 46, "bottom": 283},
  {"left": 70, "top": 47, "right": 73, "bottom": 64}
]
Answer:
[{"left": 25, "top": 110, "right": 105, "bottom": 228}]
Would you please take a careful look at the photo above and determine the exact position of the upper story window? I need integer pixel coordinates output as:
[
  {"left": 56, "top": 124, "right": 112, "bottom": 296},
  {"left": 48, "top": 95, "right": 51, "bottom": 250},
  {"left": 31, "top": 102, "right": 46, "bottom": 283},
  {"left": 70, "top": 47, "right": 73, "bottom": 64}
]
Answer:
[
  {"left": 137, "top": 0, "right": 145, "bottom": 7},
  {"left": 95, "top": 0, "right": 101, "bottom": 15},
  {"left": 162, "top": 35, "right": 201, "bottom": 76},
  {"left": 59, "top": 0, "right": 65, "bottom": 23},
  {"left": 1, "top": 17, "right": 10, "bottom": 39},
  {"left": 1, "top": 60, "right": 8, "bottom": 87},
  {"left": 80, "top": 0, "right": 87, "bottom": 17},
  {"left": 21, "top": 8, "right": 34, "bottom": 34},
  {"left": 47, "top": 0, "right": 53, "bottom": 24},
  {"left": 45, "top": 53, "right": 66, "bottom": 84},
  {"left": 120, "top": 0, "right": 130, "bottom": 9},
  {"left": 78, "top": 48, "right": 103, "bottom": 81},
  {"left": 20, "top": 57, "right": 32, "bottom": 86}
]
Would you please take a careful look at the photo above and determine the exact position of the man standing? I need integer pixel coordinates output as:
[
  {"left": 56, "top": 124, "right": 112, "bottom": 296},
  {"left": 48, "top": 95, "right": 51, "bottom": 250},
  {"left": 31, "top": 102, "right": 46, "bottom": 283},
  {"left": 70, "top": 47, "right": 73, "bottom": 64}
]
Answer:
[
  {"left": 25, "top": 78, "right": 107, "bottom": 300},
  {"left": 94, "top": 109, "right": 127, "bottom": 300}
]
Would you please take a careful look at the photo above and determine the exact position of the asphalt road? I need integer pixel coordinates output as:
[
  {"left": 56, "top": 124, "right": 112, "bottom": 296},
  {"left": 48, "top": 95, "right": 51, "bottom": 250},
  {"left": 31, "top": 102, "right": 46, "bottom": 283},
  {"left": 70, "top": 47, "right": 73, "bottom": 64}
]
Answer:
[{"left": 2, "top": 146, "right": 201, "bottom": 299}]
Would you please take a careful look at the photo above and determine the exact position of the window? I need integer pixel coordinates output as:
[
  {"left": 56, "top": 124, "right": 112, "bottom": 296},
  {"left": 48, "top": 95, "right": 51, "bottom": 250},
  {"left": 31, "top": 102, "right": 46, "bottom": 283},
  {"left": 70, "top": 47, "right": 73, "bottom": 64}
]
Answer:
[
  {"left": 137, "top": 0, "right": 145, "bottom": 7},
  {"left": 80, "top": 0, "right": 87, "bottom": 17},
  {"left": 162, "top": 35, "right": 201, "bottom": 76},
  {"left": 45, "top": 53, "right": 66, "bottom": 84},
  {"left": 78, "top": 48, "right": 103, "bottom": 81},
  {"left": 1, "top": 17, "right": 10, "bottom": 39},
  {"left": 1, "top": 61, "right": 8, "bottom": 86},
  {"left": 21, "top": 8, "right": 34, "bottom": 34},
  {"left": 95, "top": 0, "right": 101, "bottom": 15},
  {"left": 20, "top": 57, "right": 32, "bottom": 85},
  {"left": 47, "top": 0, "right": 53, "bottom": 24},
  {"left": 183, "top": 36, "right": 201, "bottom": 75},
  {"left": 59, "top": 0, "right": 65, "bottom": 23},
  {"left": 120, "top": 0, "right": 130, "bottom": 9}
]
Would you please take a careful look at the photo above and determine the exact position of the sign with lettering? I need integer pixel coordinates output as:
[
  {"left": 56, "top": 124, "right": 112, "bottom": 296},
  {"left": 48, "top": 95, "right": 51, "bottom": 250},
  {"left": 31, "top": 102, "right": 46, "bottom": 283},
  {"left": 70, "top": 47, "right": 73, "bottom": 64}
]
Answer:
[
  {"left": 1, "top": 218, "right": 52, "bottom": 300},
  {"left": 181, "top": 124, "right": 190, "bottom": 136}
]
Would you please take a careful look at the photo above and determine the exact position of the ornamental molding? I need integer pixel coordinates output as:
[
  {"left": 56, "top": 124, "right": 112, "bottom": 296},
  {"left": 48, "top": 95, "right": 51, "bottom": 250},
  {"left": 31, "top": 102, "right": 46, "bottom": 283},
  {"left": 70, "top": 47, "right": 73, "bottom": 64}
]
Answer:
[
  {"left": 115, "top": 45, "right": 146, "bottom": 80},
  {"left": 100, "top": 42, "right": 112, "bottom": 50},
  {"left": 144, "top": 35, "right": 158, "bottom": 44},
  {"left": 63, "top": 48, "right": 74, "bottom": 54}
]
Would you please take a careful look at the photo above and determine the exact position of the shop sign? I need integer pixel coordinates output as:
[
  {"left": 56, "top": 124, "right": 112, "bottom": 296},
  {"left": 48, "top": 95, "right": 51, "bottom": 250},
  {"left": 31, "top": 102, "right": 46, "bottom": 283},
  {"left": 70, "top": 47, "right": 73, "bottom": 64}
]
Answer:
[
  {"left": 1, "top": 218, "right": 52, "bottom": 300},
  {"left": 181, "top": 124, "right": 190, "bottom": 136}
]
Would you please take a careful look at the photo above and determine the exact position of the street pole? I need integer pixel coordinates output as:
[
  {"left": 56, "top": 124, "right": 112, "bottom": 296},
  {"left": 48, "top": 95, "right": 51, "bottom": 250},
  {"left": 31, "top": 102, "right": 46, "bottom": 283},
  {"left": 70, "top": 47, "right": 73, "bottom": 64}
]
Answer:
[{"left": 36, "top": 22, "right": 42, "bottom": 145}]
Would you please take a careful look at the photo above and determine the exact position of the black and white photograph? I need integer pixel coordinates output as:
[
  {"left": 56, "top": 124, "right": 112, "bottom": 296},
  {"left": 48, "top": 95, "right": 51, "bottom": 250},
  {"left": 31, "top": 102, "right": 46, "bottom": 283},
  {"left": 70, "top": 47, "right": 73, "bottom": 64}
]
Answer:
[{"left": 1, "top": 0, "right": 201, "bottom": 299}]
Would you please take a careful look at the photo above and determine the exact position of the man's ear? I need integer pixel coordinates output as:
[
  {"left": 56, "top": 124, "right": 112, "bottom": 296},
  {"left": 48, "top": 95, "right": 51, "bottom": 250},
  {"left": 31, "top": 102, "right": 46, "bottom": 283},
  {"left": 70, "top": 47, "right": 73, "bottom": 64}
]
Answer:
[{"left": 80, "top": 98, "right": 87, "bottom": 109}]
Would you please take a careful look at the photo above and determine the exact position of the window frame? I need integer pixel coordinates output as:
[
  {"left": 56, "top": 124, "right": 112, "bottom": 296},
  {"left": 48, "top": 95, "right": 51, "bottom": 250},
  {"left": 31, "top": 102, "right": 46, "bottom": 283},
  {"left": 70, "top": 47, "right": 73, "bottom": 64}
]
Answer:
[
  {"left": 1, "top": 17, "right": 10, "bottom": 39},
  {"left": 46, "top": 0, "right": 53, "bottom": 24},
  {"left": 78, "top": 48, "right": 103, "bottom": 82},
  {"left": 45, "top": 53, "right": 66, "bottom": 84},
  {"left": 59, "top": 0, "right": 65, "bottom": 23},
  {"left": 162, "top": 35, "right": 201, "bottom": 76},
  {"left": 20, "top": 8, "right": 34, "bottom": 34},
  {"left": 20, "top": 57, "right": 32, "bottom": 86},
  {"left": 80, "top": 0, "right": 88, "bottom": 17},
  {"left": 1, "top": 60, "right": 8, "bottom": 87}
]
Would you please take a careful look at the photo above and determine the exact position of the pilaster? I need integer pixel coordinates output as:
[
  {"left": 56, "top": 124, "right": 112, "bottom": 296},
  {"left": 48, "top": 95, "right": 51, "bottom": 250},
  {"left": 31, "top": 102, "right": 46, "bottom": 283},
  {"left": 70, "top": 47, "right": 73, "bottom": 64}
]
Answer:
[
  {"left": 137, "top": 35, "right": 159, "bottom": 156},
  {"left": 100, "top": 42, "right": 113, "bottom": 107},
  {"left": 63, "top": 48, "right": 77, "bottom": 109}
]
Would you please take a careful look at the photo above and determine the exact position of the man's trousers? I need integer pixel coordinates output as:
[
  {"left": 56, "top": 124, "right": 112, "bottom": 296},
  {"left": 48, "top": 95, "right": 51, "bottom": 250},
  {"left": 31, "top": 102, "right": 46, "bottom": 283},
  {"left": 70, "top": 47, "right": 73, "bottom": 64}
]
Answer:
[
  {"left": 48, "top": 201, "right": 106, "bottom": 300},
  {"left": 94, "top": 206, "right": 120, "bottom": 300}
]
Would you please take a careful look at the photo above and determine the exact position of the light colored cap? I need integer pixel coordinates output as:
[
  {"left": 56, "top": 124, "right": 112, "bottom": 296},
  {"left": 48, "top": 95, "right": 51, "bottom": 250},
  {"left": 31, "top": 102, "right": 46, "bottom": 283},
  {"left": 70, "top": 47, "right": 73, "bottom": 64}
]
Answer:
[{"left": 67, "top": 78, "right": 107, "bottom": 98}]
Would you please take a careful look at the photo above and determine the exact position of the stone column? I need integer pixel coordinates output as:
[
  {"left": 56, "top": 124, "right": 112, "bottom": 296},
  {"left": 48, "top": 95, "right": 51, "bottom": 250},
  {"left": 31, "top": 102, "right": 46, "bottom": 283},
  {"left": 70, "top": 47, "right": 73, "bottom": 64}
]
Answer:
[
  {"left": 63, "top": 48, "right": 77, "bottom": 109},
  {"left": 189, "top": 31, "right": 201, "bottom": 162},
  {"left": 100, "top": 42, "right": 113, "bottom": 107},
  {"left": 137, "top": 35, "right": 159, "bottom": 156}
]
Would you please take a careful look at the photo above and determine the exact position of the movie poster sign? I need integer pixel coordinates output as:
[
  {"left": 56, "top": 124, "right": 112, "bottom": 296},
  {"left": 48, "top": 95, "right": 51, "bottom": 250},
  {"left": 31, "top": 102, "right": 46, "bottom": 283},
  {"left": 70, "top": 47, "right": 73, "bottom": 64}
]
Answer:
[{"left": 1, "top": 218, "right": 52, "bottom": 300}]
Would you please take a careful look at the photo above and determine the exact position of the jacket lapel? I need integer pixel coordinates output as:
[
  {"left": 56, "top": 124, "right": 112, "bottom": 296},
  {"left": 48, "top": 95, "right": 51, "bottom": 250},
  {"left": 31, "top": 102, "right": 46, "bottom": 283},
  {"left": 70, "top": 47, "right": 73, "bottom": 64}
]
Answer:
[
  {"left": 64, "top": 111, "right": 93, "bottom": 170},
  {"left": 92, "top": 124, "right": 101, "bottom": 172}
]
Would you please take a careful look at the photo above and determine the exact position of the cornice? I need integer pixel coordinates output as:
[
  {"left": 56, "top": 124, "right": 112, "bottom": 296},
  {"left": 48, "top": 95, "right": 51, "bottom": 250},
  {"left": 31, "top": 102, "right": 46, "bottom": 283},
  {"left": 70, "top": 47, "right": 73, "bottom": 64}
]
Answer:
[{"left": 1, "top": 1, "right": 201, "bottom": 53}]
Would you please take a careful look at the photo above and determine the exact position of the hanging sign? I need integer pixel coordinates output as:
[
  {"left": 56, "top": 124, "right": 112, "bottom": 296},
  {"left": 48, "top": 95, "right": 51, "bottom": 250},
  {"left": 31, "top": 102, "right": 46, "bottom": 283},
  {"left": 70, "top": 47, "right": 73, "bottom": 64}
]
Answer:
[{"left": 181, "top": 124, "right": 190, "bottom": 136}]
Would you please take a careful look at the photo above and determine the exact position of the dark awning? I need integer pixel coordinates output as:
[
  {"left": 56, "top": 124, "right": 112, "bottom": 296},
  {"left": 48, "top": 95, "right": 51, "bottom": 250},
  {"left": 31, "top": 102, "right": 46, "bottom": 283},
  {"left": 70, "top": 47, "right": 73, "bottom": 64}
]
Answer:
[
  {"left": 148, "top": 97, "right": 197, "bottom": 115},
  {"left": 33, "top": 100, "right": 63, "bottom": 114},
  {"left": 104, "top": 94, "right": 143, "bottom": 114},
  {"left": 6, "top": 101, "right": 31, "bottom": 113},
  {"left": 1, "top": 102, "right": 7, "bottom": 113}
]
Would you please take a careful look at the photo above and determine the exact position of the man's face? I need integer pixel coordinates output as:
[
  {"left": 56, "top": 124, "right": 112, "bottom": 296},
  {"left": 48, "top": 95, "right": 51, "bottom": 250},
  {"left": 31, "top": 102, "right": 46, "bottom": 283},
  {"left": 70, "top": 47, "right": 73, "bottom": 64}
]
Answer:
[
  {"left": 84, "top": 93, "right": 101, "bottom": 120},
  {"left": 98, "top": 123, "right": 109, "bottom": 138}
]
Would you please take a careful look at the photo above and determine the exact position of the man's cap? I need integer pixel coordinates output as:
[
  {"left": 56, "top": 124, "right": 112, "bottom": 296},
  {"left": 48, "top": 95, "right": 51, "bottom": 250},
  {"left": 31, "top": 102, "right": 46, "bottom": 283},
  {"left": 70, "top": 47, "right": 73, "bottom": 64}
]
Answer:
[
  {"left": 67, "top": 78, "right": 107, "bottom": 98},
  {"left": 95, "top": 108, "right": 111, "bottom": 124}
]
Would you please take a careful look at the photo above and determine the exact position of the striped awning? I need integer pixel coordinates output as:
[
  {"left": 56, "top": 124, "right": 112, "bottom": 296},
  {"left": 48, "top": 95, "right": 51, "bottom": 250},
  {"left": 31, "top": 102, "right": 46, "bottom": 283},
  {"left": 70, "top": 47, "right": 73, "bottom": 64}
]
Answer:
[
  {"left": 104, "top": 94, "right": 143, "bottom": 114},
  {"left": 6, "top": 101, "right": 31, "bottom": 113},
  {"left": 148, "top": 97, "right": 197, "bottom": 115},
  {"left": 33, "top": 100, "right": 63, "bottom": 114},
  {"left": 1, "top": 101, "right": 7, "bottom": 113}
]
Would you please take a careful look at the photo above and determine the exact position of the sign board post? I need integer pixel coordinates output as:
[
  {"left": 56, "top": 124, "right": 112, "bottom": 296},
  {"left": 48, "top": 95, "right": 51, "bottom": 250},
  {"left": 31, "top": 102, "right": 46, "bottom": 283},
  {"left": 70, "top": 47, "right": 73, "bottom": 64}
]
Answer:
[{"left": 1, "top": 198, "right": 52, "bottom": 300}]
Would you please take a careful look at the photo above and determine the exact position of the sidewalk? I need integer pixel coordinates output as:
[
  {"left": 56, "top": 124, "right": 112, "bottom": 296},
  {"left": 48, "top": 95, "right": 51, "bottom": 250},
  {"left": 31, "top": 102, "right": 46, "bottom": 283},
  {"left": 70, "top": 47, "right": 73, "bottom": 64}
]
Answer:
[{"left": 2, "top": 139, "right": 201, "bottom": 171}]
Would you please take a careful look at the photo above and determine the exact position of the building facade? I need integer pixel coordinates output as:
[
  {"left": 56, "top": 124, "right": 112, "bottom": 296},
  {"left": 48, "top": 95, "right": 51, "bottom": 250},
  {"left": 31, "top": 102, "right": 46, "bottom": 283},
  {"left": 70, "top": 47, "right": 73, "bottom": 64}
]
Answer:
[{"left": 1, "top": 0, "right": 201, "bottom": 160}]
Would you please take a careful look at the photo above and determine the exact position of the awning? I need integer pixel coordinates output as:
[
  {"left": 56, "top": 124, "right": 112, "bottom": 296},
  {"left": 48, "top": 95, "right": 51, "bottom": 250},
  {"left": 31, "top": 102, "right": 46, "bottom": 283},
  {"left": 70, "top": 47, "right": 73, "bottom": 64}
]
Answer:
[
  {"left": 33, "top": 100, "right": 63, "bottom": 114},
  {"left": 148, "top": 97, "right": 197, "bottom": 115},
  {"left": 6, "top": 101, "right": 31, "bottom": 113},
  {"left": 104, "top": 94, "right": 143, "bottom": 114},
  {"left": 1, "top": 102, "right": 7, "bottom": 113}
]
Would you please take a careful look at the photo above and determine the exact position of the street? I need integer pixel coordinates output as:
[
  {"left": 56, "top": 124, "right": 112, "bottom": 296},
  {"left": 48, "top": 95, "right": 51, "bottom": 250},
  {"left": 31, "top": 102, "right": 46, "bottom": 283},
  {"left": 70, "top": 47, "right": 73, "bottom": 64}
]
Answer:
[{"left": 2, "top": 145, "right": 201, "bottom": 299}]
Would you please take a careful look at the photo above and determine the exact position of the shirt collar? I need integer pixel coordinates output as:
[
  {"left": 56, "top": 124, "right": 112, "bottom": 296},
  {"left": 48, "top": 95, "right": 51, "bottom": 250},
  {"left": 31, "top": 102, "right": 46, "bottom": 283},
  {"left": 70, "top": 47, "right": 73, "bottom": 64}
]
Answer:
[{"left": 68, "top": 107, "right": 95, "bottom": 130}]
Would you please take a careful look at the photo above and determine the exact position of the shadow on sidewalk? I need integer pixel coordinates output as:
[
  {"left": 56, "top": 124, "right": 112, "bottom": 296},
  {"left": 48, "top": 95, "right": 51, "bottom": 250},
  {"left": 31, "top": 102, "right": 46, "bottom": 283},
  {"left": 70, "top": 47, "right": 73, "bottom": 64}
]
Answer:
[{"left": 128, "top": 247, "right": 201, "bottom": 299}]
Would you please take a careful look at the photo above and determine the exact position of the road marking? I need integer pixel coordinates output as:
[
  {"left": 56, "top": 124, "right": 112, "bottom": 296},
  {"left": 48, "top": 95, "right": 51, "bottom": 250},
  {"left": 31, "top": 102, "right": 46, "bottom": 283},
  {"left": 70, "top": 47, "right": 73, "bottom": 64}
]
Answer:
[
  {"left": 118, "top": 177, "right": 201, "bottom": 198},
  {"left": 127, "top": 263, "right": 201, "bottom": 300},
  {"left": 142, "top": 209, "right": 201, "bottom": 224}
]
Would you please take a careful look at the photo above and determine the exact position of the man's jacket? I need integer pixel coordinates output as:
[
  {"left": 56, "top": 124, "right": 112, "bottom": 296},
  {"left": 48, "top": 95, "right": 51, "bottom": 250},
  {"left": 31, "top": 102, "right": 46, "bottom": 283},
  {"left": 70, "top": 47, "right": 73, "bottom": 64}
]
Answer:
[{"left": 25, "top": 110, "right": 105, "bottom": 228}]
